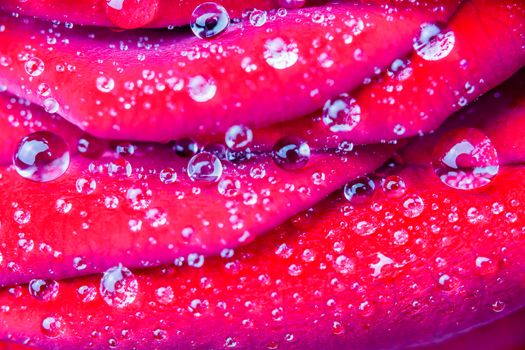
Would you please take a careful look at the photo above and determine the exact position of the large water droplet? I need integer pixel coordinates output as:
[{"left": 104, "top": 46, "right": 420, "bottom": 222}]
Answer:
[
  {"left": 322, "top": 94, "right": 361, "bottom": 132},
  {"left": 413, "top": 23, "right": 455, "bottom": 61},
  {"left": 29, "top": 279, "right": 59, "bottom": 301},
  {"left": 24, "top": 57, "right": 45, "bottom": 76},
  {"left": 100, "top": 265, "right": 138, "bottom": 308},
  {"left": 432, "top": 128, "right": 499, "bottom": 190},
  {"left": 13, "top": 131, "right": 70, "bottom": 182},
  {"left": 225, "top": 125, "right": 253, "bottom": 150},
  {"left": 249, "top": 9, "right": 267, "bottom": 27},
  {"left": 190, "top": 2, "right": 230, "bottom": 39},
  {"left": 272, "top": 136, "right": 310, "bottom": 170},
  {"left": 187, "top": 152, "right": 223, "bottom": 182},
  {"left": 264, "top": 37, "right": 299, "bottom": 70}
]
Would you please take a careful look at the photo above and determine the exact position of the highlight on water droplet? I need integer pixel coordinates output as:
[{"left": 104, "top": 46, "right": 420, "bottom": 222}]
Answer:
[
  {"left": 100, "top": 265, "right": 139, "bottom": 308},
  {"left": 272, "top": 136, "right": 310, "bottom": 170},
  {"left": 190, "top": 2, "right": 230, "bottom": 39},
  {"left": 96, "top": 75, "right": 115, "bottom": 93},
  {"left": 188, "top": 75, "right": 217, "bottom": 102},
  {"left": 187, "top": 152, "right": 223, "bottom": 182},
  {"left": 13, "top": 131, "right": 70, "bottom": 182},
  {"left": 413, "top": 22, "right": 455, "bottom": 61},
  {"left": 432, "top": 128, "right": 499, "bottom": 190},
  {"left": 322, "top": 94, "right": 361, "bottom": 132},
  {"left": 249, "top": 9, "right": 267, "bottom": 27},
  {"left": 343, "top": 176, "right": 375, "bottom": 204},
  {"left": 41, "top": 315, "right": 65, "bottom": 338},
  {"left": 24, "top": 57, "right": 45, "bottom": 77},
  {"left": 29, "top": 279, "right": 59, "bottom": 301}
]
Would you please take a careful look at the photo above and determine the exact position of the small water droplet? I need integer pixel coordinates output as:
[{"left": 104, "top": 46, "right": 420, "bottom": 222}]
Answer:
[
  {"left": 126, "top": 183, "right": 152, "bottom": 210},
  {"left": 264, "top": 37, "right": 299, "bottom": 70},
  {"left": 381, "top": 175, "right": 407, "bottom": 198},
  {"left": 187, "top": 152, "right": 223, "bottom": 182},
  {"left": 432, "top": 128, "right": 499, "bottom": 190},
  {"left": 100, "top": 265, "right": 138, "bottom": 308},
  {"left": 159, "top": 167, "right": 177, "bottom": 184},
  {"left": 29, "top": 279, "right": 59, "bottom": 301},
  {"left": 225, "top": 125, "right": 253, "bottom": 150},
  {"left": 188, "top": 75, "right": 217, "bottom": 102},
  {"left": 190, "top": 2, "right": 230, "bottom": 39},
  {"left": 322, "top": 94, "right": 361, "bottom": 132},
  {"left": 76, "top": 177, "right": 97, "bottom": 195},
  {"left": 413, "top": 23, "right": 455, "bottom": 61},
  {"left": 272, "top": 136, "right": 310, "bottom": 170},
  {"left": 41, "top": 315, "right": 64, "bottom": 338},
  {"left": 13, "top": 131, "right": 70, "bottom": 182},
  {"left": 343, "top": 176, "right": 375, "bottom": 204},
  {"left": 96, "top": 76, "right": 115, "bottom": 93},
  {"left": 249, "top": 9, "right": 267, "bottom": 27},
  {"left": 24, "top": 57, "right": 45, "bottom": 76},
  {"left": 43, "top": 98, "right": 60, "bottom": 113},
  {"left": 402, "top": 194, "right": 424, "bottom": 218}
]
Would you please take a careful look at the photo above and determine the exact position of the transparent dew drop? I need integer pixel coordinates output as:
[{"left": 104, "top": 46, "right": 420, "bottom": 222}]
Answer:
[
  {"left": 43, "top": 98, "right": 60, "bottom": 113},
  {"left": 188, "top": 75, "right": 217, "bottom": 102},
  {"left": 24, "top": 57, "right": 45, "bottom": 76},
  {"left": 190, "top": 2, "right": 230, "bottom": 39},
  {"left": 278, "top": 0, "right": 305, "bottom": 9},
  {"left": 187, "top": 152, "right": 223, "bottom": 182},
  {"left": 475, "top": 256, "right": 498, "bottom": 276},
  {"left": 116, "top": 142, "right": 136, "bottom": 157},
  {"left": 13, "top": 131, "right": 70, "bottom": 182},
  {"left": 322, "top": 94, "right": 361, "bottom": 132},
  {"left": 380, "top": 175, "right": 407, "bottom": 198},
  {"left": 76, "top": 177, "right": 97, "bottom": 195},
  {"left": 264, "top": 37, "right": 299, "bottom": 70},
  {"left": 107, "top": 158, "right": 132, "bottom": 178},
  {"left": 272, "top": 136, "right": 310, "bottom": 170},
  {"left": 159, "top": 167, "right": 177, "bottom": 184},
  {"left": 100, "top": 265, "right": 139, "bottom": 308},
  {"left": 126, "top": 183, "right": 152, "bottom": 210},
  {"left": 343, "top": 176, "right": 375, "bottom": 204},
  {"left": 29, "top": 279, "right": 59, "bottom": 301},
  {"left": 432, "top": 128, "right": 499, "bottom": 190},
  {"left": 402, "top": 194, "right": 425, "bottom": 218},
  {"left": 225, "top": 125, "right": 253, "bottom": 150},
  {"left": 96, "top": 75, "right": 115, "bottom": 93},
  {"left": 413, "top": 22, "right": 455, "bottom": 61},
  {"left": 105, "top": 0, "right": 160, "bottom": 29},
  {"left": 41, "top": 315, "right": 65, "bottom": 338},
  {"left": 37, "top": 82, "right": 52, "bottom": 97},
  {"left": 172, "top": 138, "right": 199, "bottom": 157},
  {"left": 77, "top": 134, "right": 106, "bottom": 159},
  {"left": 203, "top": 142, "right": 228, "bottom": 159},
  {"left": 77, "top": 285, "right": 97, "bottom": 303},
  {"left": 249, "top": 9, "right": 267, "bottom": 27},
  {"left": 218, "top": 177, "right": 241, "bottom": 197}
]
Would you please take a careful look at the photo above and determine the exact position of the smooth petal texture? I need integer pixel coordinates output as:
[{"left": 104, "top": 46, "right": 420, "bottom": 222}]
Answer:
[
  {"left": 0, "top": 2, "right": 459, "bottom": 142},
  {"left": 1, "top": 80, "right": 525, "bottom": 349},
  {"left": 249, "top": 0, "right": 525, "bottom": 151}
]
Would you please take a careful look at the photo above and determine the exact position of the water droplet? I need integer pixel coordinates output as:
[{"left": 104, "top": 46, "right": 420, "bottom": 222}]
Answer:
[
  {"left": 76, "top": 177, "right": 97, "bottom": 195},
  {"left": 24, "top": 57, "right": 45, "bottom": 76},
  {"left": 393, "top": 229, "right": 409, "bottom": 245},
  {"left": 249, "top": 9, "right": 267, "bottom": 27},
  {"left": 159, "top": 167, "right": 177, "bottom": 184},
  {"left": 96, "top": 76, "right": 115, "bottom": 93},
  {"left": 187, "top": 152, "right": 223, "bottom": 182},
  {"left": 432, "top": 128, "right": 499, "bottom": 190},
  {"left": 380, "top": 175, "right": 407, "bottom": 198},
  {"left": 475, "top": 256, "right": 498, "bottom": 276},
  {"left": 13, "top": 131, "right": 70, "bottom": 182},
  {"left": 188, "top": 75, "right": 217, "bottom": 102},
  {"left": 264, "top": 37, "right": 299, "bottom": 70},
  {"left": 172, "top": 138, "right": 199, "bottom": 157},
  {"left": 13, "top": 209, "right": 31, "bottom": 225},
  {"left": 43, "top": 98, "right": 60, "bottom": 113},
  {"left": 77, "top": 134, "right": 106, "bottom": 159},
  {"left": 77, "top": 285, "right": 97, "bottom": 303},
  {"left": 333, "top": 255, "right": 354, "bottom": 274},
  {"left": 73, "top": 256, "right": 87, "bottom": 271},
  {"left": 225, "top": 125, "right": 253, "bottom": 150},
  {"left": 155, "top": 286, "right": 174, "bottom": 304},
  {"left": 41, "top": 315, "right": 64, "bottom": 338},
  {"left": 322, "top": 94, "right": 361, "bottom": 132},
  {"left": 100, "top": 265, "right": 138, "bottom": 308},
  {"left": 413, "top": 23, "right": 455, "bottom": 61},
  {"left": 343, "top": 176, "right": 375, "bottom": 204},
  {"left": 116, "top": 142, "right": 136, "bottom": 157},
  {"left": 272, "top": 136, "right": 310, "bottom": 170},
  {"left": 126, "top": 183, "right": 152, "bottom": 210},
  {"left": 402, "top": 194, "right": 424, "bottom": 218},
  {"left": 145, "top": 208, "right": 168, "bottom": 227},
  {"left": 105, "top": 0, "right": 160, "bottom": 29},
  {"left": 29, "top": 279, "right": 59, "bottom": 301},
  {"left": 190, "top": 2, "right": 230, "bottom": 39},
  {"left": 37, "top": 82, "right": 52, "bottom": 97},
  {"left": 218, "top": 177, "right": 241, "bottom": 197},
  {"left": 491, "top": 300, "right": 506, "bottom": 313}
]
